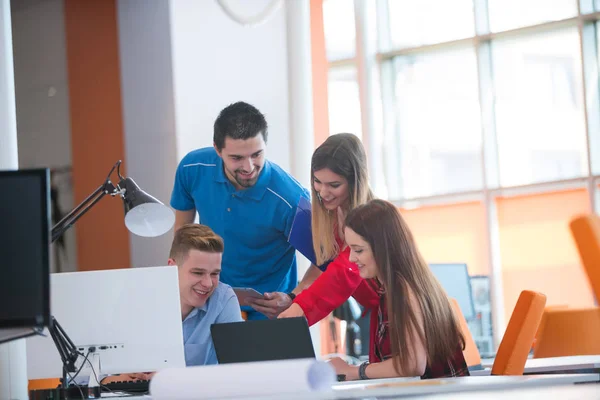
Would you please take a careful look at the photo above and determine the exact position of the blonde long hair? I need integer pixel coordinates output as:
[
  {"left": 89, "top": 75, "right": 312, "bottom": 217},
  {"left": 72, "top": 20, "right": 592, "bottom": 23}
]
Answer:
[
  {"left": 345, "top": 200, "right": 465, "bottom": 374},
  {"left": 311, "top": 134, "right": 374, "bottom": 265}
]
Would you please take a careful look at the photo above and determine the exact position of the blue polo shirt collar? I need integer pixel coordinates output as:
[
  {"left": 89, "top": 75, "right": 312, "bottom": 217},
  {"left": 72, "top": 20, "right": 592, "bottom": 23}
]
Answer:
[
  {"left": 184, "top": 301, "right": 209, "bottom": 322},
  {"left": 214, "top": 156, "right": 228, "bottom": 184},
  {"left": 214, "top": 157, "right": 272, "bottom": 201}
]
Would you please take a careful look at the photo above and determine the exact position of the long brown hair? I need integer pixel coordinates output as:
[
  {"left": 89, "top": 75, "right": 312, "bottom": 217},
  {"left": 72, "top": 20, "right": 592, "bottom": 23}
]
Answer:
[
  {"left": 311, "top": 134, "right": 374, "bottom": 265},
  {"left": 345, "top": 199, "right": 465, "bottom": 374}
]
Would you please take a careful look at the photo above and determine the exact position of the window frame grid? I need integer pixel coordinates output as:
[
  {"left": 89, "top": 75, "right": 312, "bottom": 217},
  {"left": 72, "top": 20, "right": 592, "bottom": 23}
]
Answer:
[{"left": 324, "top": 0, "right": 600, "bottom": 349}]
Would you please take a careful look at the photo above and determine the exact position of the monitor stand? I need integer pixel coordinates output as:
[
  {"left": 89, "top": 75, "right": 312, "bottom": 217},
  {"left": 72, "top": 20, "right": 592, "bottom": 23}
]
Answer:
[
  {"left": 86, "top": 352, "right": 102, "bottom": 389},
  {"left": 29, "top": 317, "right": 104, "bottom": 399}
]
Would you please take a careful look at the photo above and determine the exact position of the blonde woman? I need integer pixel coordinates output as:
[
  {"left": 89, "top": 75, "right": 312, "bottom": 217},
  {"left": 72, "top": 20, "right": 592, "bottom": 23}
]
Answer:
[{"left": 279, "top": 133, "right": 377, "bottom": 326}]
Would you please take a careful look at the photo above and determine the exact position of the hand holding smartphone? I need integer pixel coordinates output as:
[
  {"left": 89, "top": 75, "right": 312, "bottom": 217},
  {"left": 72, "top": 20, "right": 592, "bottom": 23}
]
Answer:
[{"left": 233, "top": 287, "right": 264, "bottom": 306}]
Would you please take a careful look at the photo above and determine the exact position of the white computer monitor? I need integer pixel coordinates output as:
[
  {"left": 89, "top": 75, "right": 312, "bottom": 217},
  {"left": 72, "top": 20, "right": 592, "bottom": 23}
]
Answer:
[{"left": 26, "top": 266, "right": 185, "bottom": 381}]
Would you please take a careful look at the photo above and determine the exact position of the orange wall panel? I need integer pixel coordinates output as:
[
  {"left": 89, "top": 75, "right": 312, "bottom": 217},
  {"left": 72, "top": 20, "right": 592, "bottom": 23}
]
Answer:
[
  {"left": 498, "top": 189, "right": 594, "bottom": 321},
  {"left": 400, "top": 202, "right": 488, "bottom": 276},
  {"left": 64, "top": 0, "right": 130, "bottom": 271}
]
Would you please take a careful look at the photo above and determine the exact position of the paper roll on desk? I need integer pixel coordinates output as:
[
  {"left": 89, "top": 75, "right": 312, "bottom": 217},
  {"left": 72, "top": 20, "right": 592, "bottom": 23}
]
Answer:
[{"left": 150, "top": 358, "right": 336, "bottom": 399}]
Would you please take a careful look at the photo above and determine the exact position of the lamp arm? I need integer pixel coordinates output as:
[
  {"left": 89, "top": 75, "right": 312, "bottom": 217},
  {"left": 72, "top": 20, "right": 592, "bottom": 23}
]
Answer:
[
  {"left": 48, "top": 316, "right": 80, "bottom": 388},
  {"left": 51, "top": 181, "right": 116, "bottom": 243},
  {"left": 48, "top": 317, "right": 78, "bottom": 370}
]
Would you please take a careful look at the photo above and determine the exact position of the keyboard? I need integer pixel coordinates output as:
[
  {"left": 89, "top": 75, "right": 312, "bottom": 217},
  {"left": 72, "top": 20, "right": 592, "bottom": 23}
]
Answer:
[
  {"left": 102, "top": 379, "right": 150, "bottom": 393},
  {"left": 101, "top": 375, "right": 342, "bottom": 393}
]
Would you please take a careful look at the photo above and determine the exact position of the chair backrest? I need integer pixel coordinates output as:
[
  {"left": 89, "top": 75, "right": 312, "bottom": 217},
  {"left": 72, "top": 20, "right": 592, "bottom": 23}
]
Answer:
[
  {"left": 450, "top": 298, "right": 482, "bottom": 368},
  {"left": 570, "top": 214, "right": 600, "bottom": 301},
  {"left": 533, "top": 307, "right": 600, "bottom": 358},
  {"left": 532, "top": 304, "right": 569, "bottom": 350},
  {"left": 491, "top": 290, "right": 547, "bottom": 375}
]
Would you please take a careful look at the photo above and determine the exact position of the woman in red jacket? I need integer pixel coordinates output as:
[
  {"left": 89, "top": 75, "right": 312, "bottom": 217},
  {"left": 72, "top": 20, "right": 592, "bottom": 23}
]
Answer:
[
  {"left": 279, "top": 133, "right": 377, "bottom": 329},
  {"left": 329, "top": 199, "right": 469, "bottom": 380}
]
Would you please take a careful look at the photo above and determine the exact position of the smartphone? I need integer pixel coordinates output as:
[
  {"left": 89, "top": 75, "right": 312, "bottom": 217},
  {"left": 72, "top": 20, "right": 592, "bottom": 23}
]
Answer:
[{"left": 233, "top": 287, "right": 264, "bottom": 306}]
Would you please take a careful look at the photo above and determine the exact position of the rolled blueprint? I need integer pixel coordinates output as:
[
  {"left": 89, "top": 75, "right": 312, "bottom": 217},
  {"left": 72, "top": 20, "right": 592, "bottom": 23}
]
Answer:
[{"left": 150, "top": 358, "right": 336, "bottom": 399}]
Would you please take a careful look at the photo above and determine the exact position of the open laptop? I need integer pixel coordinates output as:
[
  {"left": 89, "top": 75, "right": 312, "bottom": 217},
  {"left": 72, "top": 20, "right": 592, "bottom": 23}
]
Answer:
[{"left": 210, "top": 317, "right": 315, "bottom": 364}]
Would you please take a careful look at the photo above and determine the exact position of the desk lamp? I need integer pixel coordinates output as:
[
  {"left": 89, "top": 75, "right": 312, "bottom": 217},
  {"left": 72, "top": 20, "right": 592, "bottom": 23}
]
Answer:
[
  {"left": 33, "top": 160, "right": 174, "bottom": 399},
  {"left": 51, "top": 160, "right": 174, "bottom": 241}
]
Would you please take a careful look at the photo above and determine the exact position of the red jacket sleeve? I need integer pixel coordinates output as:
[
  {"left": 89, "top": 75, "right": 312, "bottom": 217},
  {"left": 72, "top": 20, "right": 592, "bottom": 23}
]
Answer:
[{"left": 294, "top": 247, "right": 377, "bottom": 326}]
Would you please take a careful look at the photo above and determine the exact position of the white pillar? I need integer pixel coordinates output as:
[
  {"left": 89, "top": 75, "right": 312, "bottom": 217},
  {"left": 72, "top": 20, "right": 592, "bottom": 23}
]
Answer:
[
  {"left": 117, "top": 0, "right": 178, "bottom": 268},
  {"left": 285, "top": 0, "right": 319, "bottom": 357},
  {"left": 285, "top": 0, "right": 315, "bottom": 279},
  {"left": 354, "top": 0, "right": 386, "bottom": 198},
  {"left": 0, "top": 0, "right": 29, "bottom": 399},
  {"left": 0, "top": 0, "right": 17, "bottom": 166},
  {"left": 285, "top": 0, "right": 314, "bottom": 189}
]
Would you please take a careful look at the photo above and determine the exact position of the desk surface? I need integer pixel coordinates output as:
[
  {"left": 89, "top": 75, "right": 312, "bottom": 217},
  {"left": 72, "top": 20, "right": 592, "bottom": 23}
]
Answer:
[
  {"left": 481, "top": 355, "right": 600, "bottom": 373},
  {"left": 108, "top": 383, "right": 600, "bottom": 400},
  {"left": 120, "top": 373, "right": 599, "bottom": 400},
  {"left": 325, "top": 374, "right": 599, "bottom": 399},
  {"left": 525, "top": 355, "right": 600, "bottom": 372},
  {"left": 406, "top": 383, "right": 600, "bottom": 399},
  {"left": 333, "top": 376, "right": 420, "bottom": 389}
]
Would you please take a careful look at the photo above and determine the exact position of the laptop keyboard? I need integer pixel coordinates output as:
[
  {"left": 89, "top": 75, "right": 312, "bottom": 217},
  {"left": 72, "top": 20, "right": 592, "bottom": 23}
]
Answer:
[{"left": 102, "top": 379, "right": 150, "bottom": 393}]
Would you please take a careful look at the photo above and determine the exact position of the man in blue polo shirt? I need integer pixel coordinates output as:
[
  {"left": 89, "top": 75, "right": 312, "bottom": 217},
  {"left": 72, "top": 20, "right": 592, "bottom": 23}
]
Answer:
[{"left": 170, "top": 101, "right": 315, "bottom": 320}]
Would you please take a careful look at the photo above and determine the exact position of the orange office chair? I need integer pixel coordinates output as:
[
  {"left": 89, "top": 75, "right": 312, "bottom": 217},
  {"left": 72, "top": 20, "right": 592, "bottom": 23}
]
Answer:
[
  {"left": 533, "top": 307, "right": 600, "bottom": 358},
  {"left": 532, "top": 304, "right": 569, "bottom": 351},
  {"left": 529, "top": 214, "right": 600, "bottom": 358},
  {"left": 449, "top": 298, "right": 482, "bottom": 369},
  {"left": 491, "top": 290, "right": 547, "bottom": 375},
  {"left": 570, "top": 214, "right": 600, "bottom": 301}
]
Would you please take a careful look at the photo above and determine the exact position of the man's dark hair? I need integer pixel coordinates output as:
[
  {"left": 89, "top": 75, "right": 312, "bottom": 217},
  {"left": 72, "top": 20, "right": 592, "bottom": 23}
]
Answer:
[{"left": 213, "top": 102, "right": 268, "bottom": 151}]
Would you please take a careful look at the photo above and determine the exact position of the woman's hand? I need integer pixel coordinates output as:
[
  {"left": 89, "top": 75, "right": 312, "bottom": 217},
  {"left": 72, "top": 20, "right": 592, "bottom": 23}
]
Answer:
[
  {"left": 327, "top": 357, "right": 359, "bottom": 380},
  {"left": 277, "top": 302, "right": 306, "bottom": 319}
]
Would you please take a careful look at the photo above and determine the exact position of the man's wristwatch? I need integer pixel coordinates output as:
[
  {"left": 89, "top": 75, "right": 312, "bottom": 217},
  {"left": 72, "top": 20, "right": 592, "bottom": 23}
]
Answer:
[
  {"left": 358, "top": 361, "right": 370, "bottom": 380},
  {"left": 287, "top": 292, "right": 296, "bottom": 301}
]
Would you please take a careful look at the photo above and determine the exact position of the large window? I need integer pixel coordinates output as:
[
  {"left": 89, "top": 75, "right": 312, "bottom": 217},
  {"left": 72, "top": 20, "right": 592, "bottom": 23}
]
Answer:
[
  {"left": 327, "top": 66, "right": 362, "bottom": 139},
  {"left": 387, "top": 0, "right": 475, "bottom": 48},
  {"left": 493, "top": 28, "right": 587, "bottom": 186},
  {"left": 322, "top": 0, "right": 600, "bottom": 348},
  {"left": 487, "top": 0, "right": 578, "bottom": 32},
  {"left": 392, "top": 48, "right": 482, "bottom": 197},
  {"left": 323, "top": 0, "right": 356, "bottom": 61}
]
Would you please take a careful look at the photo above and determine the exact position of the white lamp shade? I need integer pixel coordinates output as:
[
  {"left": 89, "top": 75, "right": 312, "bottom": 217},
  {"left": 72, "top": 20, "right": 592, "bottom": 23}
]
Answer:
[{"left": 125, "top": 203, "right": 175, "bottom": 237}]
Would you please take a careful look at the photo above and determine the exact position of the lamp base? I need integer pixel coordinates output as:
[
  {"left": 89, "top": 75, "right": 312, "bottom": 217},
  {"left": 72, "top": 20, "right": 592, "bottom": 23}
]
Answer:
[{"left": 29, "top": 385, "right": 101, "bottom": 400}]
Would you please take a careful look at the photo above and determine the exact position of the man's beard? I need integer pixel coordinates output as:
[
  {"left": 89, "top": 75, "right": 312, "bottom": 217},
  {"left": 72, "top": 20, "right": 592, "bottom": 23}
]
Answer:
[{"left": 234, "top": 167, "right": 260, "bottom": 188}]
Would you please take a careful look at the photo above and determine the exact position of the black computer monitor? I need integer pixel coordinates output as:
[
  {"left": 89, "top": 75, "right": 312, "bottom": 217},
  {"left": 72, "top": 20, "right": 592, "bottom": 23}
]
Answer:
[
  {"left": 0, "top": 168, "right": 51, "bottom": 344},
  {"left": 429, "top": 263, "right": 476, "bottom": 320},
  {"left": 211, "top": 317, "right": 315, "bottom": 364}
]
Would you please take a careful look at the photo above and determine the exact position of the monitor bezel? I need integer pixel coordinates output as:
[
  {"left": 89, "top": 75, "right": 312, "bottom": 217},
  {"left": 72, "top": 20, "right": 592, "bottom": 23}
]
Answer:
[{"left": 0, "top": 168, "right": 51, "bottom": 330}]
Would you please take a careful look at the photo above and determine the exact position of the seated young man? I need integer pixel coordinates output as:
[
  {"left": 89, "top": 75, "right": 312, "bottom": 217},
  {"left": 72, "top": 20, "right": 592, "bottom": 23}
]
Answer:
[{"left": 102, "top": 224, "right": 243, "bottom": 382}]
